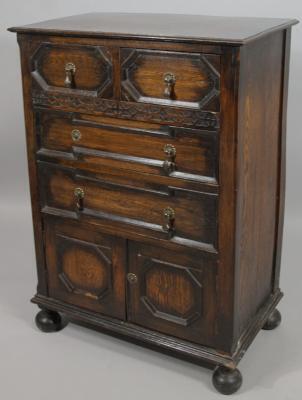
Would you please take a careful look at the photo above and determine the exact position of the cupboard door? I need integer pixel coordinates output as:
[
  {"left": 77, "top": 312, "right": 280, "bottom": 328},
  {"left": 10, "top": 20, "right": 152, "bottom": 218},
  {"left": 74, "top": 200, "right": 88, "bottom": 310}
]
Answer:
[
  {"left": 45, "top": 219, "right": 126, "bottom": 319},
  {"left": 127, "top": 242, "right": 217, "bottom": 346}
]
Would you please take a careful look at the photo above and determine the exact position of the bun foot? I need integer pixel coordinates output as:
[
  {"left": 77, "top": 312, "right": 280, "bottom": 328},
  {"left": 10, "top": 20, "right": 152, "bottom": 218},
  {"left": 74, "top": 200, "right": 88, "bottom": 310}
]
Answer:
[
  {"left": 212, "top": 366, "right": 243, "bottom": 395},
  {"left": 262, "top": 308, "right": 281, "bottom": 330},
  {"left": 35, "top": 309, "right": 67, "bottom": 332}
]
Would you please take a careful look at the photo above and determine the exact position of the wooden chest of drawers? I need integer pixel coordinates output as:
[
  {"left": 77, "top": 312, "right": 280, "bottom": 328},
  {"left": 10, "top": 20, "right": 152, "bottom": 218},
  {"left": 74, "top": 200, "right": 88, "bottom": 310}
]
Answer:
[{"left": 9, "top": 13, "right": 298, "bottom": 394}]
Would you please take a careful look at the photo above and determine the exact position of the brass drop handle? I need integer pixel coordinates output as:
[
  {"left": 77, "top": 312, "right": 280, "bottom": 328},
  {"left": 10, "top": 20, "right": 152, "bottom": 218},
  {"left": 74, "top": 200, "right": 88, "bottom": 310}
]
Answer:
[
  {"left": 163, "top": 207, "right": 175, "bottom": 238},
  {"left": 163, "top": 144, "right": 176, "bottom": 174},
  {"left": 74, "top": 187, "right": 84, "bottom": 211},
  {"left": 163, "top": 72, "right": 176, "bottom": 99},
  {"left": 127, "top": 273, "right": 138, "bottom": 284},
  {"left": 71, "top": 129, "right": 81, "bottom": 142},
  {"left": 64, "top": 62, "right": 76, "bottom": 88}
]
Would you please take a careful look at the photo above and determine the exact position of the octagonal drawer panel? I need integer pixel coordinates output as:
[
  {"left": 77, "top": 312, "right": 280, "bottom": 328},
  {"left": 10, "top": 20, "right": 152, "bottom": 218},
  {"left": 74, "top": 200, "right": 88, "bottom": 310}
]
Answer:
[
  {"left": 37, "top": 111, "right": 218, "bottom": 184},
  {"left": 38, "top": 162, "right": 218, "bottom": 251},
  {"left": 121, "top": 49, "right": 220, "bottom": 111},
  {"left": 31, "top": 43, "right": 113, "bottom": 97}
]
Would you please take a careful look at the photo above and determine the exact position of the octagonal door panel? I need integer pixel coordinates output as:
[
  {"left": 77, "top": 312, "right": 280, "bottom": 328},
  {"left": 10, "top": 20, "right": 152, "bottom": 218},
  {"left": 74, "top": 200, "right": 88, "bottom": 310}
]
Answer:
[
  {"left": 127, "top": 242, "right": 218, "bottom": 346},
  {"left": 121, "top": 49, "right": 220, "bottom": 111},
  {"left": 45, "top": 219, "right": 126, "bottom": 319},
  {"left": 31, "top": 43, "right": 113, "bottom": 97}
]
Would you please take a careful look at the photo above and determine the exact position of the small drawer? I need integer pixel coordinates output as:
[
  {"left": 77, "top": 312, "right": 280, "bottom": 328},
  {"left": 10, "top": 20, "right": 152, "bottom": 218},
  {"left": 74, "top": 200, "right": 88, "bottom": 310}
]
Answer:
[
  {"left": 31, "top": 43, "right": 113, "bottom": 97},
  {"left": 121, "top": 49, "right": 220, "bottom": 111},
  {"left": 37, "top": 111, "right": 218, "bottom": 184},
  {"left": 38, "top": 162, "right": 218, "bottom": 251}
]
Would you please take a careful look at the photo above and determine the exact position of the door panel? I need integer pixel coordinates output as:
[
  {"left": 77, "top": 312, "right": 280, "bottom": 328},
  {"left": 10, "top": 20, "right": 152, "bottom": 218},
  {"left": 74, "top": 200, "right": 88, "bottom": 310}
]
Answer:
[
  {"left": 127, "top": 242, "right": 218, "bottom": 346},
  {"left": 45, "top": 219, "right": 126, "bottom": 319}
]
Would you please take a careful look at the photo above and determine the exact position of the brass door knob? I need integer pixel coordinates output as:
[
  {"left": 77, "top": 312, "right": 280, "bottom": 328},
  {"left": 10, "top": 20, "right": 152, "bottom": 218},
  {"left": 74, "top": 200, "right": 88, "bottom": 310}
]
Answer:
[
  {"left": 163, "top": 72, "right": 176, "bottom": 99},
  {"left": 74, "top": 187, "right": 84, "bottom": 211},
  {"left": 71, "top": 129, "right": 81, "bottom": 142},
  {"left": 127, "top": 273, "right": 138, "bottom": 284},
  {"left": 64, "top": 62, "right": 76, "bottom": 88}
]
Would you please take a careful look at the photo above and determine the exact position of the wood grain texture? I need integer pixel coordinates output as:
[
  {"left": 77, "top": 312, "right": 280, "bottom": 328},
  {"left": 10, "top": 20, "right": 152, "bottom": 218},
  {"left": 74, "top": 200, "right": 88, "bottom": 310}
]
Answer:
[
  {"left": 121, "top": 49, "right": 220, "bottom": 111},
  {"left": 215, "top": 46, "right": 240, "bottom": 351},
  {"left": 32, "top": 43, "right": 113, "bottom": 95},
  {"left": 32, "top": 91, "right": 219, "bottom": 129},
  {"left": 45, "top": 219, "right": 126, "bottom": 318},
  {"left": 38, "top": 162, "right": 218, "bottom": 250},
  {"left": 234, "top": 31, "right": 285, "bottom": 339},
  {"left": 8, "top": 13, "right": 298, "bottom": 45},
  {"left": 37, "top": 110, "right": 218, "bottom": 182},
  {"left": 31, "top": 287, "right": 283, "bottom": 369},
  {"left": 36, "top": 144, "right": 219, "bottom": 194},
  {"left": 17, "top": 33, "right": 225, "bottom": 55},
  {"left": 273, "top": 28, "right": 292, "bottom": 291},
  {"left": 127, "top": 242, "right": 218, "bottom": 346},
  {"left": 17, "top": 36, "right": 48, "bottom": 295},
  {"left": 10, "top": 15, "right": 297, "bottom": 378}
]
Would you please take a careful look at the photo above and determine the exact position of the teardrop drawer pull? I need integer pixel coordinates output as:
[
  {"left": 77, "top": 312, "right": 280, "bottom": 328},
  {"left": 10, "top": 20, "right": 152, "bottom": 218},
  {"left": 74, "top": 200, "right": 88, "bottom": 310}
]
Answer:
[
  {"left": 163, "top": 72, "right": 176, "bottom": 99},
  {"left": 64, "top": 62, "right": 76, "bottom": 88},
  {"left": 74, "top": 187, "right": 84, "bottom": 211},
  {"left": 71, "top": 129, "right": 81, "bottom": 142},
  {"left": 162, "top": 207, "right": 175, "bottom": 238},
  {"left": 163, "top": 144, "right": 176, "bottom": 174}
]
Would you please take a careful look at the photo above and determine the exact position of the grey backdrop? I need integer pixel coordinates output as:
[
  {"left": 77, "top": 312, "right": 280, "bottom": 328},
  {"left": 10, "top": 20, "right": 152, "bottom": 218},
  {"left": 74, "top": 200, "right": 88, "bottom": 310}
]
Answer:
[{"left": 1, "top": 1, "right": 301, "bottom": 399}]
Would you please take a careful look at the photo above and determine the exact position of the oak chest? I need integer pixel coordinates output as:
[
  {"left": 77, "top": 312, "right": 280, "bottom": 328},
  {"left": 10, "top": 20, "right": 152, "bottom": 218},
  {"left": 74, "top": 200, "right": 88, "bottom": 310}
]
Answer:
[{"left": 9, "top": 13, "right": 298, "bottom": 394}]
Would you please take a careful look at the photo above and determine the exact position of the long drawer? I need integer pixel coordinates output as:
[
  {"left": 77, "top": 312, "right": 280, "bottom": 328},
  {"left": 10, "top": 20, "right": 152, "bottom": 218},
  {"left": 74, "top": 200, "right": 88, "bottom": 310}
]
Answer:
[
  {"left": 38, "top": 162, "right": 218, "bottom": 251},
  {"left": 36, "top": 111, "right": 218, "bottom": 184}
]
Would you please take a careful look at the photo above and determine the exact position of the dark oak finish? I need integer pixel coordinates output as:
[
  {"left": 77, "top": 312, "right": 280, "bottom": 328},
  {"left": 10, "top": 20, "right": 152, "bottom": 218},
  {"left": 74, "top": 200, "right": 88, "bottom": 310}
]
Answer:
[
  {"left": 212, "top": 366, "right": 243, "bottom": 395},
  {"left": 32, "top": 43, "right": 113, "bottom": 96},
  {"left": 262, "top": 308, "right": 282, "bottom": 330},
  {"left": 35, "top": 309, "right": 66, "bottom": 332},
  {"left": 9, "top": 13, "right": 298, "bottom": 395},
  {"left": 234, "top": 30, "right": 285, "bottom": 338},
  {"left": 36, "top": 110, "right": 218, "bottom": 183},
  {"left": 8, "top": 13, "right": 298, "bottom": 44},
  {"left": 121, "top": 49, "right": 220, "bottom": 111},
  {"left": 273, "top": 28, "right": 292, "bottom": 291},
  {"left": 45, "top": 219, "right": 126, "bottom": 318},
  {"left": 38, "top": 161, "right": 218, "bottom": 250},
  {"left": 127, "top": 242, "right": 217, "bottom": 346}
]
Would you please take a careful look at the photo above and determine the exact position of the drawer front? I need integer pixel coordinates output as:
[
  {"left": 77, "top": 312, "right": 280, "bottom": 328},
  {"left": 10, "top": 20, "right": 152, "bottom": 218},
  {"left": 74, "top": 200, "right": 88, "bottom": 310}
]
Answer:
[
  {"left": 127, "top": 242, "right": 218, "bottom": 346},
  {"left": 44, "top": 218, "right": 126, "bottom": 318},
  {"left": 31, "top": 43, "right": 113, "bottom": 96},
  {"left": 39, "top": 162, "right": 218, "bottom": 250},
  {"left": 121, "top": 49, "right": 220, "bottom": 111},
  {"left": 37, "top": 111, "right": 218, "bottom": 183}
]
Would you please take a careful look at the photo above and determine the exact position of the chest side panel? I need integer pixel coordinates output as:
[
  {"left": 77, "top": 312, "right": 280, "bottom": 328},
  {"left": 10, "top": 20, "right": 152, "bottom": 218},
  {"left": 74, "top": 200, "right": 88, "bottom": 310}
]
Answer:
[{"left": 234, "top": 30, "right": 286, "bottom": 339}]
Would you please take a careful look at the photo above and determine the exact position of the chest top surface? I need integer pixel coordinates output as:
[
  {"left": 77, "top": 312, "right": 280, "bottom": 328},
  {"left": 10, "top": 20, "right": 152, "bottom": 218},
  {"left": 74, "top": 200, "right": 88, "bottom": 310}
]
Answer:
[{"left": 8, "top": 12, "right": 298, "bottom": 44}]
